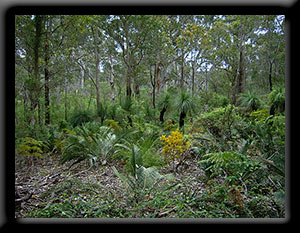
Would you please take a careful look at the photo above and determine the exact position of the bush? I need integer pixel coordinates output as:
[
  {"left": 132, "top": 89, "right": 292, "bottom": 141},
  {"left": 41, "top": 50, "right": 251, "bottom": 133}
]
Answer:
[
  {"left": 238, "top": 91, "right": 262, "bottom": 112},
  {"left": 160, "top": 130, "right": 190, "bottom": 164},
  {"left": 268, "top": 87, "right": 285, "bottom": 115},
  {"left": 198, "top": 151, "right": 262, "bottom": 184},
  {"left": 246, "top": 195, "right": 282, "bottom": 218},
  {"left": 194, "top": 104, "right": 239, "bottom": 139},
  {"left": 68, "top": 109, "right": 93, "bottom": 127},
  {"left": 16, "top": 136, "right": 46, "bottom": 158},
  {"left": 60, "top": 125, "right": 119, "bottom": 167}
]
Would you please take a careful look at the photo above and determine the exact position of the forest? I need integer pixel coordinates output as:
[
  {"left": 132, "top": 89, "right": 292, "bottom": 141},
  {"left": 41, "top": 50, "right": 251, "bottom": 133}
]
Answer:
[{"left": 15, "top": 15, "right": 286, "bottom": 219}]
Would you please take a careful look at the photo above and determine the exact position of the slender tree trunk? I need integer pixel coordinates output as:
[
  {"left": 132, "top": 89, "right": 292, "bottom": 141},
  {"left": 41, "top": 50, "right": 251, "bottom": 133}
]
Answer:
[
  {"left": 155, "top": 62, "right": 160, "bottom": 95},
  {"left": 109, "top": 54, "right": 115, "bottom": 103},
  {"left": 30, "top": 15, "right": 42, "bottom": 126},
  {"left": 133, "top": 73, "right": 140, "bottom": 97},
  {"left": 95, "top": 25, "right": 101, "bottom": 115},
  {"left": 191, "top": 62, "right": 195, "bottom": 96},
  {"left": 44, "top": 17, "right": 50, "bottom": 125},
  {"left": 232, "top": 18, "right": 245, "bottom": 106},
  {"left": 126, "top": 65, "right": 132, "bottom": 98},
  {"left": 64, "top": 84, "right": 68, "bottom": 121},
  {"left": 150, "top": 65, "right": 156, "bottom": 108},
  {"left": 44, "top": 45, "right": 50, "bottom": 125},
  {"left": 180, "top": 51, "right": 184, "bottom": 90},
  {"left": 269, "top": 61, "right": 273, "bottom": 92}
]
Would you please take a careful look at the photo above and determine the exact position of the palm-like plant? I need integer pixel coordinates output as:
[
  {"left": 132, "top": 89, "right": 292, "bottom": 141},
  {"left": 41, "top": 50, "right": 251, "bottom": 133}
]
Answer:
[
  {"left": 120, "top": 97, "right": 133, "bottom": 127},
  {"left": 268, "top": 87, "right": 285, "bottom": 115},
  {"left": 238, "top": 91, "right": 262, "bottom": 112},
  {"left": 177, "top": 90, "right": 195, "bottom": 129},
  {"left": 61, "top": 125, "right": 119, "bottom": 167},
  {"left": 115, "top": 131, "right": 160, "bottom": 175},
  {"left": 158, "top": 91, "right": 171, "bottom": 124}
]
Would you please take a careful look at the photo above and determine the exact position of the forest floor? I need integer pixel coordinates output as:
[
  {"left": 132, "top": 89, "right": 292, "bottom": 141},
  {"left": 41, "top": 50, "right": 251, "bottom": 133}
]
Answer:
[{"left": 15, "top": 152, "right": 213, "bottom": 218}]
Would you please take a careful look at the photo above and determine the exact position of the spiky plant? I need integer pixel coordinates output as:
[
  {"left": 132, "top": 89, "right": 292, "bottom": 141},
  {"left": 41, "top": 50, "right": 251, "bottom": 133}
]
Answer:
[
  {"left": 61, "top": 125, "right": 120, "bottom": 167},
  {"left": 268, "top": 87, "right": 285, "bottom": 115},
  {"left": 176, "top": 90, "right": 195, "bottom": 129},
  {"left": 238, "top": 91, "right": 262, "bottom": 112},
  {"left": 120, "top": 96, "right": 133, "bottom": 127},
  {"left": 158, "top": 91, "right": 172, "bottom": 124}
]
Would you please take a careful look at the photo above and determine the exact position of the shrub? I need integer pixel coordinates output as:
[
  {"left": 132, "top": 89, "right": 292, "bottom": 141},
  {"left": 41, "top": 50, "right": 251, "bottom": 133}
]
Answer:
[
  {"left": 104, "top": 119, "right": 121, "bottom": 131},
  {"left": 195, "top": 104, "right": 239, "bottom": 139},
  {"left": 60, "top": 125, "right": 119, "bottom": 167},
  {"left": 16, "top": 136, "right": 46, "bottom": 158},
  {"left": 68, "top": 109, "right": 93, "bottom": 127},
  {"left": 238, "top": 91, "right": 262, "bottom": 112},
  {"left": 246, "top": 195, "right": 282, "bottom": 218},
  {"left": 198, "top": 151, "right": 262, "bottom": 184},
  {"left": 160, "top": 130, "right": 190, "bottom": 165},
  {"left": 268, "top": 87, "right": 285, "bottom": 115}
]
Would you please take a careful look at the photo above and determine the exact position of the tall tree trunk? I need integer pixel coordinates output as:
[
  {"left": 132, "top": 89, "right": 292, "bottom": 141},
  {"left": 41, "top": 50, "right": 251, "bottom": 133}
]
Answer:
[
  {"left": 232, "top": 18, "right": 245, "bottom": 106},
  {"left": 31, "top": 15, "right": 42, "bottom": 126},
  {"left": 191, "top": 62, "right": 195, "bottom": 96},
  {"left": 95, "top": 25, "right": 101, "bottom": 115},
  {"left": 126, "top": 65, "right": 132, "bottom": 98},
  {"left": 269, "top": 61, "right": 273, "bottom": 92},
  {"left": 180, "top": 51, "right": 184, "bottom": 90},
  {"left": 150, "top": 65, "right": 156, "bottom": 108},
  {"left": 44, "top": 16, "right": 51, "bottom": 125},
  {"left": 109, "top": 54, "right": 115, "bottom": 103},
  {"left": 133, "top": 73, "right": 140, "bottom": 97},
  {"left": 155, "top": 62, "right": 160, "bottom": 95},
  {"left": 44, "top": 42, "right": 50, "bottom": 125},
  {"left": 64, "top": 83, "right": 68, "bottom": 121}
]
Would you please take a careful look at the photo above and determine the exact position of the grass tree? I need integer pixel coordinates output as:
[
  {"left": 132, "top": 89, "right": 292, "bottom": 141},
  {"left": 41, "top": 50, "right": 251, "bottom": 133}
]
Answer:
[
  {"left": 158, "top": 91, "right": 172, "bottom": 124},
  {"left": 120, "top": 96, "right": 134, "bottom": 127},
  {"left": 238, "top": 91, "right": 262, "bottom": 112},
  {"left": 177, "top": 90, "right": 195, "bottom": 131}
]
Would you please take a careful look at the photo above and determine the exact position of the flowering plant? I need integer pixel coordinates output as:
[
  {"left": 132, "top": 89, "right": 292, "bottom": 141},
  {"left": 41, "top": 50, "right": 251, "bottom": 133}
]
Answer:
[{"left": 160, "top": 130, "right": 189, "bottom": 163}]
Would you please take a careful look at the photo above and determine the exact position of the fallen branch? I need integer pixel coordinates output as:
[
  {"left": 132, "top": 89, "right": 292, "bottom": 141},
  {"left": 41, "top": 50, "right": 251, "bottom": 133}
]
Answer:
[
  {"left": 156, "top": 206, "right": 177, "bottom": 218},
  {"left": 15, "top": 192, "right": 33, "bottom": 204}
]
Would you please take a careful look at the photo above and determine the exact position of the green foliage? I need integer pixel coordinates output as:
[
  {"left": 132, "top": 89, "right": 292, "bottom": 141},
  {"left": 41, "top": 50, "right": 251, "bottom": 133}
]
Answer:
[
  {"left": 199, "top": 151, "right": 262, "bottom": 184},
  {"left": 60, "top": 124, "right": 119, "bottom": 166},
  {"left": 177, "top": 90, "right": 195, "bottom": 116},
  {"left": 268, "top": 87, "right": 285, "bottom": 114},
  {"left": 97, "top": 102, "right": 108, "bottom": 123},
  {"left": 68, "top": 109, "right": 93, "bottom": 127},
  {"left": 58, "top": 119, "right": 70, "bottom": 131},
  {"left": 115, "top": 130, "right": 164, "bottom": 174},
  {"left": 246, "top": 195, "right": 283, "bottom": 218},
  {"left": 16, "top": 136, "right": 46, "bottom": 158},
  {"left": 200, "top": 92, "right": 229, "bottom": 109},
  {"left": 158, "top": 91, "right": 172, "bottom": 110},
  {"left": 238, "top": 91, "right": 262, "bottom": 111},
  {"left": 143, "top": 102, "right": 157, "bottom": 122},
  {"left": 113, "top": 164, "right": 173, "bottom": 203},
  {"left": 195, "top": 104, "right": 239, "bottom": 140},
  {"left": 104, "top": 119, "right": 121, "bottom": 131},
  {"left": 249, "top": 108, "right": 269, "bottom": 120}
]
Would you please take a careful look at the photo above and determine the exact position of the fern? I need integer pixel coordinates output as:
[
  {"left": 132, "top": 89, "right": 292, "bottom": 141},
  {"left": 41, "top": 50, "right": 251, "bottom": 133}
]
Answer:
[
  {"left": 16, "top": 136, "right": 46, "bottom": 158},
  {"left": 199, "top": 151, "right": 261, "bottom": 183}
]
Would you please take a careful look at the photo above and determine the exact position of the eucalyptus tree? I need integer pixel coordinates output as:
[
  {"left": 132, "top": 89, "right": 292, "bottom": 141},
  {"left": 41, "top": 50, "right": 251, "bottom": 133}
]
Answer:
[
  {"left": 103, "top": 15, "right": 154, "bottom": 99},
  {"left": 15, "top": 15, "right": 43, "bottom": 126},
  {"left": 204, "top": 15, "right": 264, "bottom": 105},
  {"left": 255, "top": 15, "right": 285, "bottom": 92}
]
